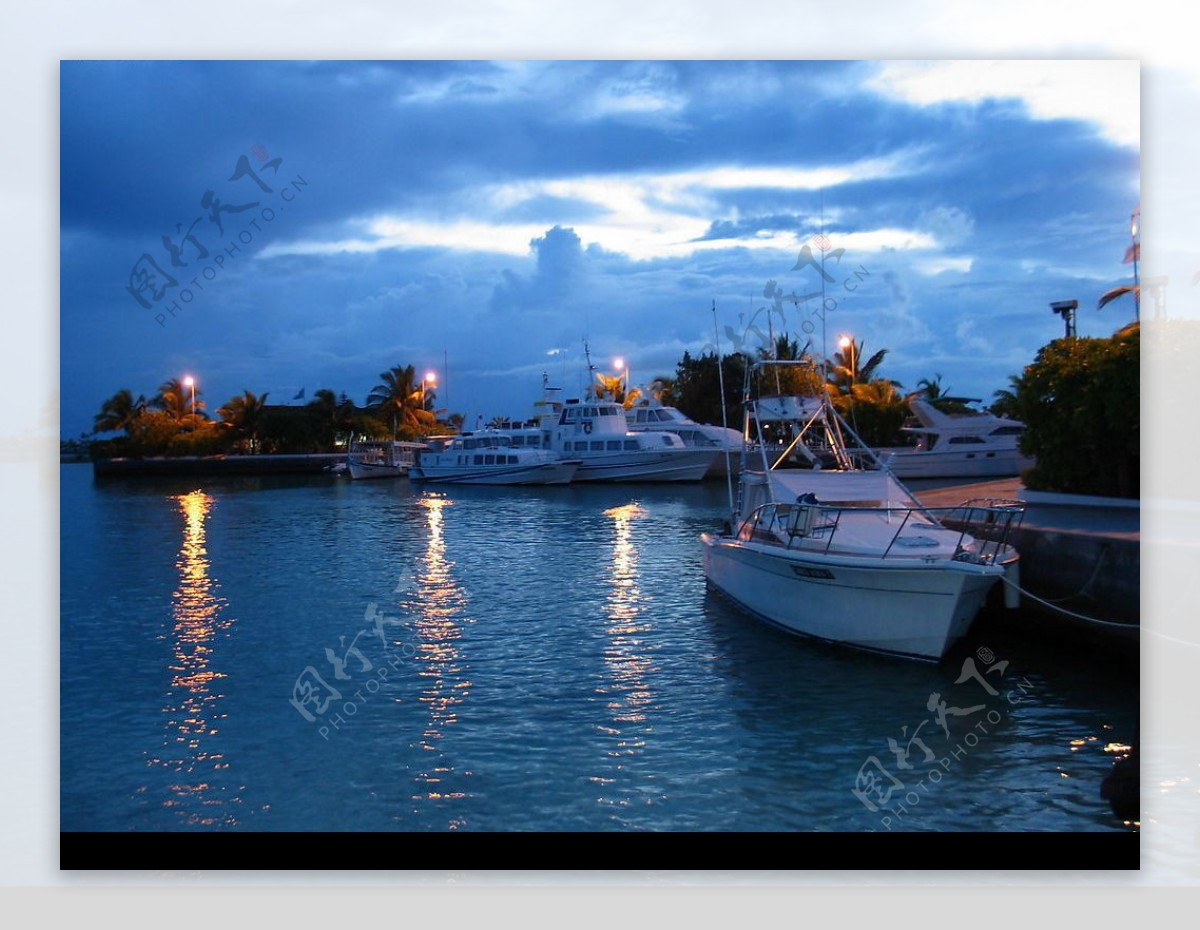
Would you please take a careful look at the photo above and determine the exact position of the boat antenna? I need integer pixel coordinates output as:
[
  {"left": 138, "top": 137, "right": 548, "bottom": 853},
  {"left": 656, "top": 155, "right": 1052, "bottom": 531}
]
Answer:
[
  {"left": 712, "top": 300, "right": 736, "bottom": 521},
  {"left": 583, "top": 339, "right": 597, "bottom": 398}
]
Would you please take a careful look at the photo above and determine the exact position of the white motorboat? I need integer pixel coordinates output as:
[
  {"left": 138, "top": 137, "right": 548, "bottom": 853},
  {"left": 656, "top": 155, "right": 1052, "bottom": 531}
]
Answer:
[
  {"left": 625, "top": 402, "right": 744, "bottom": 478},
  {"left": 346, "top": 439, "right": 426, "bottom": 480},
  {"left": 495, "top": 382, "right": 716, "bottom": 482},
  {"left": 701, "top": 361, "right": 1024, "bottom": 662},
  {"left": 876, "top": 399, "right": 1034, "bottom": 480},
  {"left": 410, "top": 432, "right": 581, "bottom": 485}
]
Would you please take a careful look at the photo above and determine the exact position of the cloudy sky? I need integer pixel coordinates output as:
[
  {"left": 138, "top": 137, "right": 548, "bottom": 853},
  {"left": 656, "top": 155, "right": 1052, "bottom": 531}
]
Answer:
[{"left": 60, "top": 59, "right": 1139, "bottom": 436}]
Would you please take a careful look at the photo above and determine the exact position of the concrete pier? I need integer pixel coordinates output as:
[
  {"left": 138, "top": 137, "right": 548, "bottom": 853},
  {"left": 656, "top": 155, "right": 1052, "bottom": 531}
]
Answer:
[
  {"left": 916, "top": 478, "right": 1139, "bottom": 639},
  {"left": 92, "top": 452, "right": 346, "bottom": 477}
]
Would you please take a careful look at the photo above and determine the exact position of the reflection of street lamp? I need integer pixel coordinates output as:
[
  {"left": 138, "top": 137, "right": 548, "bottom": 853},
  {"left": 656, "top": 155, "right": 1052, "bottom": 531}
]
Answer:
[{"left": 183, "top": 375, "right": 196, "bottom": 430}]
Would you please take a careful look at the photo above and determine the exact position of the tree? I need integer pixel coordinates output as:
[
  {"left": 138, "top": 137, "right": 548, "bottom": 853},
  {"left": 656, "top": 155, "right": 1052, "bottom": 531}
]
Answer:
[
  {"left": 153, "top": 377, "right": 206, "bottom": 429},
  {"left": 843, "top": 379, "right": 909, "bottom": 447},
  {"left": 825, "top": 339, "right": 890, "bottom": 397},
  {"left": 367, "top": 365, "right": 436, "bottom": 438},
  {"left": 912, "top": 374, "right": 979, "bottom": 415},
  {"left": 648, "top": 377, "right": 677, "bottom": 406},
  {"left": 93, "top": 389, "right": 146, "bottom": 435},
  {"left": 592, "top": 372, "right": 642, "bottom": 409},
  {"left": 1008, "top": 328, "right": 1139, "bottom": 497},
  {"left": 673, "top": 351, "right": 747, "bottom": 427},
  {"left": 218, "top": 390, "right": 269, "bottom": 453}
]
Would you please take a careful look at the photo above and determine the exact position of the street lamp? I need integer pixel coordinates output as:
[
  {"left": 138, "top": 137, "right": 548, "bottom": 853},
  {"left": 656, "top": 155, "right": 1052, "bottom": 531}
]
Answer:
[
  {"left": 422, "top": 370, "right": 437, "bottom": 409},
  {"left": 838, "top": 336, "right": 855, "bottom": 389},
  {"left": 183, "top": 375, "right": 196, "bottom": 430},
  {"left": 614, "top": 357, "right": 628, "bottom": 399}
]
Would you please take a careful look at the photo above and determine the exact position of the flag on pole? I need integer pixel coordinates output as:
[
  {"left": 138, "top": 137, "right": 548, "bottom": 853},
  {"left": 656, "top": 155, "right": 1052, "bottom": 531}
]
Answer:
[
  {"left": 293, "top": 387, "right": 305, "bottom": 401},
  {"left": 1122, "top": 243, "right": 1139, "bottom": 264}
]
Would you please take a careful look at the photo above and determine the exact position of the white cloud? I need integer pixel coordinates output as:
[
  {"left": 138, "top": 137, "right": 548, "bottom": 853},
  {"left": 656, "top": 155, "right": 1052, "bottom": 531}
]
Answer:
[
  {"left": 918, "top": 257, "right": 974, "bottom": 275},
  {"left": 867, "top": 60, "right": 1139, "bottom": 148},
  {"left": 263, "top": 153, "right": 931, "bottom": 262}
]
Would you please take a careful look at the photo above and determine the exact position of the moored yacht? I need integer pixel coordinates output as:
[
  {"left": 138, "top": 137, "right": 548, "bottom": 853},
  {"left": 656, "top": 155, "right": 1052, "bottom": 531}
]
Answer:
[
  {"left": 877, "top": 399, "right": 1034, "bottom": 480},
  {"left": 701, "top": 360, "right": 1024, "bottom": 662},
  {"left": 496, "top": 384, "right": 716, "bottom": 482},
  {"left": 346, "top": 439, "right": 426, "bottom": 480},
  {"left": 625, "top": 402, "right": 743, "bottom": 477},
  {"left": 410, "top": 432, "right": 580, "bottom": 485}
]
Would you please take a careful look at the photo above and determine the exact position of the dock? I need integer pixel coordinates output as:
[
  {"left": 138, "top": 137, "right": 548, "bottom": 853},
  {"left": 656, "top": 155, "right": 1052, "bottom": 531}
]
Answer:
[
  {"left": 916, "top": 478, "right": 1139, "bottom": 640},
  {"left": 92, "top": 452, "right": 346, "bottom": 478}
]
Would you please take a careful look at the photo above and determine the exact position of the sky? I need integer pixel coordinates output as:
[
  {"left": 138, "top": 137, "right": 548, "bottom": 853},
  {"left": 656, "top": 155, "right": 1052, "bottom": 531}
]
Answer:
[{"left": 59, "top": 59, "right": 1140, "bottom": 437}]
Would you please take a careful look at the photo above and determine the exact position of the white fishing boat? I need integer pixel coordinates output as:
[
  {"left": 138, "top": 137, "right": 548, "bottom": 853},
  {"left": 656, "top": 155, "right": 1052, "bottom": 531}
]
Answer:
[
  {"left": 346, "top": 439, "right": 425, "bottom": 480},
  {"left": 701, "top": 360, "right": 1024, "bottom": 662},
  {"left": 625, "top": 402, "right": 744, "bottom": 477},
  {"left": 495, "top": 381, "right": 716, "bottom": 482},
  {"left": 876, "top": 399, "right": 1034, "bottom": 480},
  {"left": 410, "top": 432, "right": 580, "bottom": 485}
]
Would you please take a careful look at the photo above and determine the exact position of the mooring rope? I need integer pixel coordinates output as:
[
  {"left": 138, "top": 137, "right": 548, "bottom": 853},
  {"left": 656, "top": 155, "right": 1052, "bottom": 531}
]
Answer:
[{"left": 999, "top": 574, "right": 1135, "bottom": 628}]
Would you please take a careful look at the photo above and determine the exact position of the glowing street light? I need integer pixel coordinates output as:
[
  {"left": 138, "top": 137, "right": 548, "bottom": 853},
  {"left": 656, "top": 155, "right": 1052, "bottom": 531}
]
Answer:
[
  {"left": 838, "top": 336, "right": 856, "bottom": 389},
  {"left": 422, "top": 370, "right": 437, "bottom": 409},
  {"left": 182, "top": 375, "right": 196, "bottom": 430}
]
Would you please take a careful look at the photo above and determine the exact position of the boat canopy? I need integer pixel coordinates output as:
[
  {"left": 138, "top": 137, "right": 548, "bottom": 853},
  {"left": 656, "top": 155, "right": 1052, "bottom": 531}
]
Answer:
[{"left": 744, "top": 468, "right": 919, "bottom": 507}]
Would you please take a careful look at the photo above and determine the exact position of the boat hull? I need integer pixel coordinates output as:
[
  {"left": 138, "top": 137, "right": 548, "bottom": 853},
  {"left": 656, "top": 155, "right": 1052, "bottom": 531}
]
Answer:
[
  {"left": 410, "top": 460, "right": 580, "bottom": 485},
  {"left": 573, "top": 449, "right": 716, "bottom": 482},
  {"left": 346, "top": 461, "right": 407, "bottom": 480},
  {"left": 700, "top": 532, "right": 1002, "bottom": 661},
  {"left": 880, "top": 448, "right": 1034, "bottom": 480}
]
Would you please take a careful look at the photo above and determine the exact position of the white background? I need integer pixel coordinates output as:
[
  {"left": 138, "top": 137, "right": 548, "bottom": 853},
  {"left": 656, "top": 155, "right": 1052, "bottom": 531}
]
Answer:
[{"left": 3, "top": 0, "right": 1195, "bottom": 918}]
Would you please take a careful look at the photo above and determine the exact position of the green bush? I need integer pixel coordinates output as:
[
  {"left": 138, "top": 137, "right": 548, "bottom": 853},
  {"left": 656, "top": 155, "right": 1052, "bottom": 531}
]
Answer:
[{"left": 1011, "top": 327, "right": 1139, "bottom": 498}]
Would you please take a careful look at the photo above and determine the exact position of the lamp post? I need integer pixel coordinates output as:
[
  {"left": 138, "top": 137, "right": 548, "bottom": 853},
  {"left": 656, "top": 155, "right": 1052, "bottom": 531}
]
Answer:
[
  {"left": 614, "top": 357, "right": 628, "bottom": 401},
  {"left": 838, "top": 336, "right": 855, "bottom": 391},
  {"left": 183, "top": 375, "right": 196, "bottom": 431}
]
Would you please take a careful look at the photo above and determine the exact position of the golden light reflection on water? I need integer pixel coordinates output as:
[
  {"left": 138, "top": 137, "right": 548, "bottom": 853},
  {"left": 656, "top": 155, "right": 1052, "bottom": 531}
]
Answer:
[
  {"left": 146, "top": 489, "right": 240, "bottom": 827},
  {"left": 408, "top": 493, "right": 472, "bottom": 827},
  {"left": 592, "top": 502, "right": 660, "bottom": 812}
]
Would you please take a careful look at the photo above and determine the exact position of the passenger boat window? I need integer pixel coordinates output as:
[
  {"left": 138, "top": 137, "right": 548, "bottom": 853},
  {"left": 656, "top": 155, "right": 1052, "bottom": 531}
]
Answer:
[
  {"left": 474, "top": 455, "right": 483, "bottom": 465},
  {"left": 601, "top": 407, "right": 619, "bottom": 417},
  {"left": 635, "top": 410, "right": 648, "bottom": 423},
  {"left": 661, "top": 435, "right": 673, "bottom": 445},
  {"left": 591, "top": 441, "right": 605, "bottom": 451},
  {"left": 949, "top": 436, "right": 986, "bottom": 445},
  {"left": 574, "top": 441, "right": 588, "bottom": 452},
  {"left": 485, "top": 454, "right": 495, "bottom": 465},
  {"left": 606, "top": 440, "right": 621, "bottom": 451},
  {"left": 624, "top": 439, "right": 639, "bottom": 450}
]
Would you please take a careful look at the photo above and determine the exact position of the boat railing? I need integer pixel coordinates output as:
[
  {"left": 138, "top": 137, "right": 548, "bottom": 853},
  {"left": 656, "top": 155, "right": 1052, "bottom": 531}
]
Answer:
[{"left": 736, "top": 498, "right": 1024, "bottom": 565}]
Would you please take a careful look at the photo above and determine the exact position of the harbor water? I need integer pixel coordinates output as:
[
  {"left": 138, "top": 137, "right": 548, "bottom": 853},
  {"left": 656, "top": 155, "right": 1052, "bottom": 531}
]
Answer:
[{"left": 60, "top": 464, "right": 1138, "bottom": 833}]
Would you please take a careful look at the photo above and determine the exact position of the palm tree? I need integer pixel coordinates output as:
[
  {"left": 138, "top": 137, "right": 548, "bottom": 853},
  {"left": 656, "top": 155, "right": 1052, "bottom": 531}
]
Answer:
[
  {"left": 912, "top": 374, "right": 979, "bottom": 415},
  {"left": 94, "top": 388, "right": 147, "bottom": 434},
  {"left": 843, "top": 378, "right": 909, "bottom": 447},
  {"left": 648, "top": 376, "right": 676, "bottom": 406},
  {"left": 990, "top": 375, "right": 1022, "bottom": 420},
  {"left": 826, "top": 339, "right": 890, "bottom": 397},
  {"left": 367, "top": 365, "right": 435, "bottom": 437},
  {"left": 153, "top": 377, "right": 206, "bottom": 428},
  {"left": 592, "top": 372, "right": 642, "bottom": 409},
  {"left": 307, "top": 388, "right": 354, "bottom": 448},
  {"left": 218, "top": 390, "right": 269, "bottom": 453}
]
